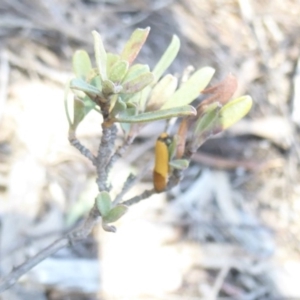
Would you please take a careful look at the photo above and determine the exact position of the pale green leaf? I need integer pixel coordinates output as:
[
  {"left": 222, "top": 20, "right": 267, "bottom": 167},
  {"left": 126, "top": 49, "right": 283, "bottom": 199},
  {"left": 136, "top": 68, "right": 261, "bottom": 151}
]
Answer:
[
  {"left": 92, "top": 30, "right": 107, "bottom": 81},
  {"left": 108, "top": 60, "right": 129, "bottom": 83},
  {"left": 82, "top": 95, "right": 96, "bottom": 114},
  {"left": 72, "top": 50, "right": 92, "bottom": 80},
  {"left": 70, "top": 78, "right": 100, "bottom": 97},
  {"left": 71, "top": 97, "right": 85, "bottom": 130},
  {"left": 120, "top": 27, "right": 150, "bottom": 65},
  {"left": 64, "top": 80, "right": 72, "bottom": 127},
  {"left": 122, "top": 64, "right": 150, "bottom": 84},
  {"left": 103, "top": 205, "right": 128, "bottom": 223},
  {"left": 161, "top": 67, "right": 215, "bottom": 109},
  {"left": 168, "top": 137, "right": 177, "bottom": 160},
  {"left": 122, "top": 72, "right": 154, "bottom": 94},
  {"left": 219, "top": 95, "right": 253, "bottom": 130},
  {"left": 119, "top": 107, "right": 137, "bottom": 133},
  {"left": 116, "top": 105, "right": 196, "bottom": 123},
  {"left": 102, "top": 79, "right": 121, "bottom": 95},
  {"left": 152, "top": 35, "right": 180, "bottom": 82},
  {"left": 169, "top": 159, "right": 189, "bottom": 170},
  {"left": 96, "top": 191, "right": 112, "bottom": 217},
  {"left": 110, "top": 97, "right": 127, "bottom": 116},
  {"left": 139, "top": 86, "right": 152, "bottom": 111},
  {"left": 106, "top": 53, "right": 120, "bottom": 74},
  {"left": 120, "top": 91, "right": 143, "bottom": 105},
  {"left": 146, "top": 74, "right": 178, "bottom": 111},
  {"left": 194, "top": 102, "right": 220, "bottom": 134}
]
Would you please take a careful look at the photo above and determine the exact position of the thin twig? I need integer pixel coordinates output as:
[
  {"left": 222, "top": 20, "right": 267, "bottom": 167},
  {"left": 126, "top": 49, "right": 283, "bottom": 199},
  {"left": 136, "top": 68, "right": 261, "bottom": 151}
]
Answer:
[
  {"left": 113, "top": 173, "right": 136, "bottom": 205},
  {"left": 105, "top": 135, "right": 134, "bottom": 175},
  {"left": 68, "top": 131, "right": 97, "bottom": 165},
  {"left": 122, "top": 188, "right": 156, "bottom": 206},
  {"left": 0, "top": 205, "right": 100, "bottom": 292},
  {"left": 113, "top": 160, "right": 153, "bottom": 205},
  {"left": 0, "top": 237, "right": 69, "bottom": 292}
]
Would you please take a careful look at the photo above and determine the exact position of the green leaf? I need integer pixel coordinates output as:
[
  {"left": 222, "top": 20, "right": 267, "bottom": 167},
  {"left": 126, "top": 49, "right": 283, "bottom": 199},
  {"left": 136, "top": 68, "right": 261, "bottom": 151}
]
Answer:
[
  {"left": 218, "top": 95, "right": 253, "bottom": 130},
  {"left": 102, "top": 79, "right": 122, "bottom": 95},
  {"left": 120, "top": 27, "right": 150, "bottom": 65},
  {"left": 146, "top": 74, "right": 178, "bottom": 111},
  {"left": 103, "top": 205, "right": 128, "bottom": 223},
  {"left": 161, "top": 67, "right": 215, "bottom": 109},
  {"left": 152, "top": 35, "right": 180, "bottom": 82},
  {"left": 122, "top": 64, "right": 150, "bottom": 84},
  {"left": 106, "top": 53, "right": 120, "bottom": 74},
  {"left": 110, "top": 97, "right": 127, "bottom": 117},
  {"left": 194, "top": 102, "right": 221, "bottom": 135},
  {"left": 119, "top": 107, "right": 137, "bottom": 133},
  {"left": 108, "top": 60, "right": 129, "bottom": 83},
  {"left": 120, "top": 91, "right": 143, "bottom": 106},
  {"left": 96, "top": 191, "right": 112, "bottom": 217},
  {"left": 115, "top": 105, "right": 196, "bottom": 123},
  {"left": 86, "top": 68, "right": 102, "bottom": 90},
  {"left": 72, "top": 50, "right": 92, "bottom": 80},
  {"left": 82, "top": 95, "right": 96, "bottom": 114},
  {"left": 92, "top": 30, "right": 107, "bottom": 81},
  {"left": 70, "top": 78, "right": 100, "bottom": 97},
  {"left": 168, "top": 137, "right": 177, "bottom": 160},
  {"left": 139, "top": 86, "right": 152, "bottom": 111},
  {"left": 169, "top": 159, "right": 189, "bottom": 170},
  {"left": 71, "top": 97, "right": 85, "bottom": 130},
  {"left": 122, "top": 72, "right": 154, "bottom": 94},
  {"left": 64, "top": 80, "right": 72, "bottom": 127}
]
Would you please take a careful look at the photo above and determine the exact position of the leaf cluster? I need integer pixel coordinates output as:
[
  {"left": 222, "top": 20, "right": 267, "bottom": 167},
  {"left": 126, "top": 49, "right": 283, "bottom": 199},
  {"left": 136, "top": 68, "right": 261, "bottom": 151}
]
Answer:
[{"left": 64, "top": 27, "right": 253, "bottom": 229}]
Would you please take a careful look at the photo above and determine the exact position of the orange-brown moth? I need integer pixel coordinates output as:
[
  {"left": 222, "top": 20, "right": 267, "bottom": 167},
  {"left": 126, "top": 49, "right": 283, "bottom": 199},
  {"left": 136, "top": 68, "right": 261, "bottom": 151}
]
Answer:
[{"left": 153, "top": 133, "right": 172, "bottom": 192}]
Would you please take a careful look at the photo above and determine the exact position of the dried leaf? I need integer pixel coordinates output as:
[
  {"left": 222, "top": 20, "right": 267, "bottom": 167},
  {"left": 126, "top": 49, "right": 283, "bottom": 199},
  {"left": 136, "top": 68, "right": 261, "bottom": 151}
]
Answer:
[
  {"left": 120, "top": 27, "right": 150, "bottom": 65},
  {"left": 176, "top": 118, "right": 188, "bottom": 158},
  {"left": 197, "top": 73, "right": 238, "bottom": 115}
]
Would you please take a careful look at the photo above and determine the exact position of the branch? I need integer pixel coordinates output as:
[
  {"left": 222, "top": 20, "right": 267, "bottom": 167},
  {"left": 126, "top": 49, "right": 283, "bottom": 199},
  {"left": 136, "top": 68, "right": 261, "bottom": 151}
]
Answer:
[
  {"left": 113, "top": 173, "right": 136, "bottom": 205},
  {"left": 96, "top": 124, "right": 117, "bottom": 191},
  {"left": 122, "top": 188, "right": 156, "bottom": 206},
  {"left": 68, "top": 131, "right": 97, "bottom": 165},
  {"left": 113, "top": 160, "right": 153, "bottom": 206},
  {"left": 0, "top": 205, "right": 100, "bottom": 292},
  {"left": 105, "top": 135, "right": 134, "bottom": 175}
]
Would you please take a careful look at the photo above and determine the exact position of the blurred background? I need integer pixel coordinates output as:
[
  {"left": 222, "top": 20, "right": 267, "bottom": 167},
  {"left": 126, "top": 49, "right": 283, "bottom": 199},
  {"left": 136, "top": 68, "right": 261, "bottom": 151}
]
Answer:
[{"left": 0, "top": 0, "right": 300, "bottom": 299}]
